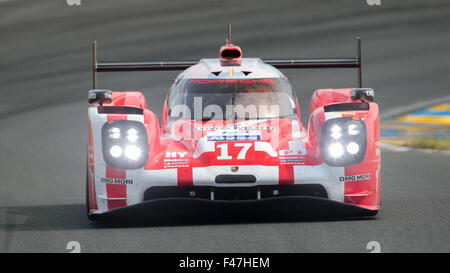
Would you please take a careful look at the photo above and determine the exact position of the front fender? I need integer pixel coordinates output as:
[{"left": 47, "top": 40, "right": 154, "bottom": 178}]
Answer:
[{"left": 306, "top": 101, "right": 380, "bottom": 210}]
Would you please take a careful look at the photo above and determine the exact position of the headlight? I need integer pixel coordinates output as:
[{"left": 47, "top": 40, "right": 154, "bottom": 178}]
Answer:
[
  {"left": 126, "top": 128, "right": 139, "bottom": 142},
  {"left": 320, "top": 118, "right": 367, "bottom": 166},
  {"left": 124, "top": 145, "right": 141, "bottom": 160},
  {"left": 346, "top": 142, "right": 360, "bottom": 154},
  {"left": 109, "top": 145, "right": 123, "bottom": 158},
  {"left": 102, "top": 120, "right": 149, "bottom": 169},
  {"left": 330, "top": 125, "right": 342, "bottom": 139},
  {"left": 329, "top": 143, "right": 344, "bottom": 158},
  {"left": 108, "top": 127, "right": 121, "bottom": 139}
]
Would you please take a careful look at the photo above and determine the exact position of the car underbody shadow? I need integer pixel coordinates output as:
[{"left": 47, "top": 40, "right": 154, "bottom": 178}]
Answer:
[
  {"left": 0, "top": 197, "right": 377, "bottom": 231},
  {"left": 91, "top": 197, "right": 377, "bottom": 228}
]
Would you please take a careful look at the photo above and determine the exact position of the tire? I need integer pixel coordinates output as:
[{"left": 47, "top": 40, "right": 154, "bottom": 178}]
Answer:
[{"left": 86, "top": 164, "right": 100, "bottom": 221}]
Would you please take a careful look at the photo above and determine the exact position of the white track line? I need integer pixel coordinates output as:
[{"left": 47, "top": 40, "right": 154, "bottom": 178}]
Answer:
[
  {"left": 381, "top": 95, "right": 450, "bottom": 120},
  {"left": 380, "top": 143, "right": 410, "bottom": 152}
]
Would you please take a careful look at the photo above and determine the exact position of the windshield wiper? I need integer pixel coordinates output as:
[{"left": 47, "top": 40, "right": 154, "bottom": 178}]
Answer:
[
  {"left": 200, "top": 116, "right": 213, "bottom": 122},
  {"left": 231, "top": 85, "right": 237, "bottom": 126}
]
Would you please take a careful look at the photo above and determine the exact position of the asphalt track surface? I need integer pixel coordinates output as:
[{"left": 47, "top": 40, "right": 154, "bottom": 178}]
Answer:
[{"left": 1, "top": 0, "right": 450, "bottom": 253}]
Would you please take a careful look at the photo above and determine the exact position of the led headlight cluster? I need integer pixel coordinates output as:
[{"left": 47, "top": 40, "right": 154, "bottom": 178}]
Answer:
[
  {"left": 320, "top": 117, "right": 367, "bottom": 166},
  {"left": 102, "top": 120, "right": 149, "bottom": 169}
]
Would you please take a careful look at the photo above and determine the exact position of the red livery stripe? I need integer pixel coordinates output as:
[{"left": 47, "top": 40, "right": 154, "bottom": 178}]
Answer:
[
  {"left": 177, "top": 167, "right": 193, "bottom": 186},
  {"left": 106, "top": 113, "right": 128, "bottom": 210},
  {"left": 278, "top": 165, "right": 294, "bottom": 184}
]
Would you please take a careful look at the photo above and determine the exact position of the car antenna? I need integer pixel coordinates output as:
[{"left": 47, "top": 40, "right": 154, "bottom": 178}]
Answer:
[{"left": 226, "top": 21, "right": 232, "bottom": 45}]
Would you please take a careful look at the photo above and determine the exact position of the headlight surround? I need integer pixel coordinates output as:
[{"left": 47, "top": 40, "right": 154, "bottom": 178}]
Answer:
[
  {"left": 102, "top": 120, "right": 149, "bottom": 169},
  {"left": 320, "top": 117, "right": 367, "bottom": 166}
]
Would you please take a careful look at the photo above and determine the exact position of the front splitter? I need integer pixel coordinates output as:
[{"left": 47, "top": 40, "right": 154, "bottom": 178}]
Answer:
[{"left": 89, "top": 196, "right": 378, "bottom": 224}]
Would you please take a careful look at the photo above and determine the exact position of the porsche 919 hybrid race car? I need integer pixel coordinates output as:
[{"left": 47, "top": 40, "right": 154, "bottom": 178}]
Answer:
[{"left": 86, "top": 30, "right": 380, "bottom": 221}]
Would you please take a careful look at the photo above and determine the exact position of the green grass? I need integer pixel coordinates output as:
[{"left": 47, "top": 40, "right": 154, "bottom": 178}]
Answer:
[{"left": 408, "top": 137, "right": 450, "bottom": 150}]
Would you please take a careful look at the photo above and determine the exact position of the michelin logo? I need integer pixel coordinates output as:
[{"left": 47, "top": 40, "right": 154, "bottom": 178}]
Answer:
[{"left": 340, "top": 174, "right": 370, "bottom": 182}]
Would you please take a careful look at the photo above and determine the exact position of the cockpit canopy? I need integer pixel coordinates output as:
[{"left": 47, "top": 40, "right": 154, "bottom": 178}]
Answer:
[{"left": 168, "top": 78, "right": 297, "bottom": 121}]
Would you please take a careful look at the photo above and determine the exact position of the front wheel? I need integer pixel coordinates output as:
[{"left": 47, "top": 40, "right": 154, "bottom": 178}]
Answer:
[{"left": 86, "top": 164, "right": 100, "bottom": 221}]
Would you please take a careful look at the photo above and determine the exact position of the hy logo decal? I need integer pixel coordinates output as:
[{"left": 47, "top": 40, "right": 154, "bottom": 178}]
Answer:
[{"left": 166, "top": 152, "right": 188, "bottom": 158}]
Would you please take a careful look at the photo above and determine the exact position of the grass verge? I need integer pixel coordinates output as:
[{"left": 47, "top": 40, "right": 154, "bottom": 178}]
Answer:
[
  {"left": 382, "top": 137, "right": 450, "bottom": 150},
  {"left": 408, "top": 137, "right": 450, "bottom": 150}
]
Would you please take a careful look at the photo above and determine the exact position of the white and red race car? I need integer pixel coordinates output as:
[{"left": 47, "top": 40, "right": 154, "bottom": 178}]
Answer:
[{"left": 87, "top": 32, "right": 380, "bottom": 221}]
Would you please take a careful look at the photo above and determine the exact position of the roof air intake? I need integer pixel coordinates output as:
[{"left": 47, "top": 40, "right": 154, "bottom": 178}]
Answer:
[{"left": 220, "top": 22, "right": 242, "bottom": 66}]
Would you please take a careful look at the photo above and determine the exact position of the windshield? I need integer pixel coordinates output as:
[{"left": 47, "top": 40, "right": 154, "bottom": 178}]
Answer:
[{"left": 168, "top": 78, "right": 297, "bottom": 121}]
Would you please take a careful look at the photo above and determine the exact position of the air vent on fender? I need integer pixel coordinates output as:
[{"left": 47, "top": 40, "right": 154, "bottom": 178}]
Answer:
[
  {"left": 324, "top": 102, "right": 369, "bottom": 112},
  {"left": 97, "top": 106, "right": 144, "bottom": 115}
]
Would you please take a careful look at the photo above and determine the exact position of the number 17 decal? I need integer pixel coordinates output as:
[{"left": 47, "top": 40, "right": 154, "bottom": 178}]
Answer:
[{"left": 217, "top": 143, "right": 253, "bottom": 160}]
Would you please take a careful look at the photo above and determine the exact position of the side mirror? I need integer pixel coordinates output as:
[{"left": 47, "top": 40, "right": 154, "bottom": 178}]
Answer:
[
  {"left": 88, "top": 89, "right": 112, "bottom": 105},
  {"left": 350, "top": 88, "right": 374, "bottom": 102}
]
